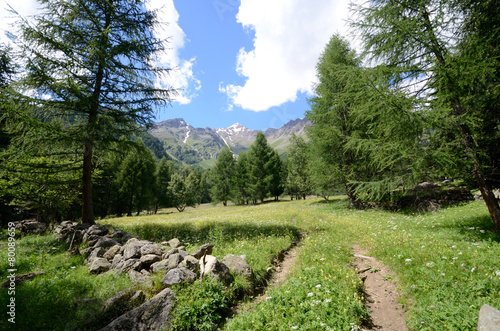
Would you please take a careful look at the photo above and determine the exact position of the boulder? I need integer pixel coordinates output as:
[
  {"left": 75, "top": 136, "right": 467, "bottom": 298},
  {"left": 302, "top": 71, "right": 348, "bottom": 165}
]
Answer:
[
  {"left": 162, "top": 248, "right": 178, "bottom": 260},
  {"left": 89, "top": 258, "right": 111, "bottom": 274},
  {"left": 16, "top": 219, "right": 47, "bottom": 235},
  {"left": 87, "top": 224, "right": 109, "bottom": 236},
  {"left": 140, "top": 254, "right": 161, "bottom": 265},
  {"left": 111, "top": 254, "right": 123, "bottom": 269},
  {"left": 223, "top": 254, "right": 254, "bottom": 282},
  {"left": 161, "top": 267, "right": 196, "bottom": 286},
  {"left": 191, "top": 243, "right": 213, "bottom": 259},
  {"left": 106, "top": 229, "right": 126, "bottom": 239},
  {"left": 179, "top": 255, "right": 199, "bottom": 273},
  {"left": 128, "top": 270, "right": 151, "bottom": 284},
  {"left": 122, "top": 233, "right": 141, "bottom": 244},
  {"left": 151, "top": 260, "right": 170, "bottom": 274},
  {"left": 85, "top": 247, "right": 107, "bottom": 265},
  {"left": 168, "top": 238, "right": 181, "bottom": 249},
  {"left": 199, "top": 255, "right": 233, "bottom": 286},
  {"left": 115, "top": 258, "right": 142, "bottom": 274},
  {"left": 83, "top": 233, "right": 102, "bottom": 245},
  {"left": 99, "top": 288, "right": 175, "bottom": 331},
  {"left": 102, "top": 288, "right": 138, "bottom": 313},
  {"left": 478, "top": 304, "right": 500, "bottom": 331},
  {"left": 140, "top": 244, "right": 163, "bottom": 256},
  {"left": 94, "top": 238, "right": 120, "bottom": 250},
  {"left": 123, "top": 240, "right": 151, "bottom": 260},
  {"left": 103, "top": 245, "right": 122, "bottom": 261}
]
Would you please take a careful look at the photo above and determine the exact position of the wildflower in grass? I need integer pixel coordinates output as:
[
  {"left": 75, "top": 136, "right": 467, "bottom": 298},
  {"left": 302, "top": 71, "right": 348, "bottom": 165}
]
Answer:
[
  {"left": 426, "top": 262, "right": 434, "bottom": 267},
  {"left": 315, "top": 284, "right": 322, "bottom": 288},
  {"left": 291, "top": 326, "right": 298, "bottom": 330},
  {"left": 405, "top": 259, "right": 412, "bottom": 264},
  {"left": 453, "top": 257, "right": 458, "bottom": 260},
  {"left": 495, "top": 271, "right": 500, "bottom": 277},
  {"left": 471, "top": 267, "right": 477, "bottom": 272},
  {"left": 307, "top": 292, "right": 314, "bottom": 297},
  {"left": 266, "top": 297, "right": 272, "bottom": 300}
]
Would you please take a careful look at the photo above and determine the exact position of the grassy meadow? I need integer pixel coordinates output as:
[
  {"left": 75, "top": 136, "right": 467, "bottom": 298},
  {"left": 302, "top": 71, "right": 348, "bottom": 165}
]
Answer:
[{"left": 0, "top": 198, "right": 499, "bottom": 330}]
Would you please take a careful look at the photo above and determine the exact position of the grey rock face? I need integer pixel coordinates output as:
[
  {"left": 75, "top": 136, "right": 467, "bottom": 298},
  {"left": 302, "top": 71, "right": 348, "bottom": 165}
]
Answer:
[
  {"left": 103, "top": 245, "right": 122, "bottom": 261},
  {"left": 478, "top": 304, "right": 500, "bottom": 331},
  {"left": 199, "top": 255, "right": 233, "bottom": 286},
  {"left": 99, "top": 288, "right": 175, "bottom": 331},
  {"left": 161, "top": 267, "right": 197, "bottom": 286},
  {"left": 179, "top": 255, "right": 200, "bottom": 273},
  {"left": 168, "top": 238, "right": 181, "bottom": 248},
  {"left": 223, "top": 254, "right": 254, "bottom": 282},
  {"left": 191, "top": 243, "right": 214, "bottom": 259},
  {"left": 89, "top": 258, "right": 111, "bottom": 274}
]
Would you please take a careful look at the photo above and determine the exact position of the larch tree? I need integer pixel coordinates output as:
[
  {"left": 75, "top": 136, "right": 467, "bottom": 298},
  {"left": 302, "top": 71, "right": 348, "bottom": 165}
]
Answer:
[
  {"left": 286, "top": 133, "right": 312, "bottom": 200},
  {"left": 210, "top": 147, "right": 236, "bottom": 206},
  {"left": 15, "top": 0, "right": 175, "bottom": 224},
  {"left": 350, "top": 0, "right": 500, "bottom": 231}
]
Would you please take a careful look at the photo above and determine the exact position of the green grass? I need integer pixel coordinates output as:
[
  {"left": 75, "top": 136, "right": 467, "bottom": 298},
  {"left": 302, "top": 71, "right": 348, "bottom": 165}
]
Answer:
[{"left": 1, "top": 198, "right": 499, "bottom": 330}]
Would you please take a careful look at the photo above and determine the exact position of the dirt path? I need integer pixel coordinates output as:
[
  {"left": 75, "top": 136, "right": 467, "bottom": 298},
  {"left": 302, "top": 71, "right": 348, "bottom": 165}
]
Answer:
[
  {"left": 233, "top": 233, "right": 303, "bottom": 314},
  {"left": 353, "top": 245, "right": 408, "bottom": 331}
]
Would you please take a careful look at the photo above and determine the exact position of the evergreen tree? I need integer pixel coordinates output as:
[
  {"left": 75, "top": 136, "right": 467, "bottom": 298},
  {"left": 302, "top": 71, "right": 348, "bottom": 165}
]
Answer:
[
  {"left": 351, "top": 0, "right": 500, "bottom": 230},
  {"left": 16, "top": 0, "right": 175, "bottom": 224},
  {"left": 268, "top": 150, "right": 285, "bottom": 201},
  {"left": 234, "top": 151, "right": 251, "bottom": 205},
  {"left": 306, "top": 35, "right": 367, "bottom": 207},
  {"left": 116, "top": 144, "right": 157, "bottom": 216},
  {"left": 247, "top": 132, "right": 274, "bottom": 203},
  {"left": 155, "top": 157, "right": 173, "bottom": 213},
  {"left": 210, "top": 147, "right": 236, "bottom": 206},
  {"left": 286, "top": 134, "right": 312, "bottom": 200}
]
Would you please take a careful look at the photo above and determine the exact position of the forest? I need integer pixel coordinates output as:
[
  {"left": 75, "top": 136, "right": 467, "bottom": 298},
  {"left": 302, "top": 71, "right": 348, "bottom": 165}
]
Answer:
[{"left": 0, "top": 0, "right": 499, "bottom": 233}]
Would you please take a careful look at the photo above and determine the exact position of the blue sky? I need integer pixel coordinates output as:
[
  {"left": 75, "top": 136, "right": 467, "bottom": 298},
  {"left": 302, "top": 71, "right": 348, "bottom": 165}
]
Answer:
[{"left": 1, "top": 0, "right": 353, "bottom": 131}]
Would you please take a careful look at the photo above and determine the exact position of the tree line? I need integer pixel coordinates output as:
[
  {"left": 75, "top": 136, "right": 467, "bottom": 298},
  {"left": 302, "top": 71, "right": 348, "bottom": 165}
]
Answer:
[{"left": 1, "top": 0, "right": 499, "bottom": 231}]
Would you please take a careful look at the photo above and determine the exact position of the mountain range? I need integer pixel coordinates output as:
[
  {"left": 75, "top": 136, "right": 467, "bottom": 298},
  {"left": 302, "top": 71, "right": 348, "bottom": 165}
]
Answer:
[{"left": 148, "top": 118, "right": 310, "bottom": 168}]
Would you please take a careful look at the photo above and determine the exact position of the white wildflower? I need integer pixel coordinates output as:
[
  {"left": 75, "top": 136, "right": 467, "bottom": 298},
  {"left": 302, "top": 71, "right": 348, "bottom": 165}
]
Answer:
[
  {"left": 307, "top": 292, "right": 314, "bottom": 297},
  {"left": 316, "top": 284, "right": 322, "bottom": 288}
]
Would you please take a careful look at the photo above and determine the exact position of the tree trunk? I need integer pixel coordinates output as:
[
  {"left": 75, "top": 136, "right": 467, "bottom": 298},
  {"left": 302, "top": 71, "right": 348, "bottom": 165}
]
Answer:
[{"left": 81, "top": 141, "right": 95, "bottom": 224}]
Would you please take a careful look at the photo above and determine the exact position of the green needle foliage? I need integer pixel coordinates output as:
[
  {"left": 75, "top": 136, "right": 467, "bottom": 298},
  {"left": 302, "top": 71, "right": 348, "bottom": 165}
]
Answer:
[{"left": 12, "top": 0, "right": 175, "bottom": 224}]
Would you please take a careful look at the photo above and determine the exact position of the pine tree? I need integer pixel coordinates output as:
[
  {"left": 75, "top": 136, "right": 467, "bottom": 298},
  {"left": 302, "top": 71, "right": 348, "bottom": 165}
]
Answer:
[
  {"left": 210, "top": 147, "right": 236, "bottom": 206},
  {"left": 16, "top": 0, "right": 175, "bottom": 224},
  {"left": 351, "top": 0, "right": 500, "bottom": 230},
  {"left": 286, "top": 134, "right": 312, "bottom": 200},
  {"left": 247, "top": 132, "right": 274, "bottom": 203},
  {"left": 234, "top": 151, "right": 251, "bottom": 205},
  {"left": 155, "top": 157, "right": 173, "bottom": 213}
]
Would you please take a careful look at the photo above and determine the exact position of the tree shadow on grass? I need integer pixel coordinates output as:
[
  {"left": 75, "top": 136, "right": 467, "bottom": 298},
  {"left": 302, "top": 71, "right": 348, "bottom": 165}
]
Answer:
[{"left": 105, "top": 221, "right": 301, "bottom": 249}]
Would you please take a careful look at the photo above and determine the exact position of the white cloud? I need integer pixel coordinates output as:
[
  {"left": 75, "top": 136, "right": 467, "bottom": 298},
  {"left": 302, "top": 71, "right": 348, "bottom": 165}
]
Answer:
[
  {"left": 220, "top": 0, "right": 352, "bottom": 111},
  {"left": 0, "top": 0, "right": 199, "bottom": 104},
  {"left": 147, "top": 0, "right": 200, "bottom": 105}
]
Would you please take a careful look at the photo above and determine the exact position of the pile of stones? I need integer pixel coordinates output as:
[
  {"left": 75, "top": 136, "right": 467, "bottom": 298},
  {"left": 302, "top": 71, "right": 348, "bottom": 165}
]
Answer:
[
  {"left": 55, "top": 222, "right": 254, "bottom": 288},
  {"left": 54, "top": 221, "right": 254, "bottom": 330}
]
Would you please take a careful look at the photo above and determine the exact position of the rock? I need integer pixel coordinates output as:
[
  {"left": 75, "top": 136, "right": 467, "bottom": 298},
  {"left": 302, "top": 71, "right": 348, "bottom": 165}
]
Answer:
[
  {"left": 16, "top": 219, "right": 47, "bottom": 235},
  {"left": 99, "top": 288, "right": 175, "bottom": 331},
  {"left": 478, "top": 304, "right": 500, "bottom": 331},
  {"left": 140, "top": 254, "right": 161, "bottom": 265},
  {"left": 83, "top": 233, "right": 102, "bottom": 245},
  {"left": 168, "top": 238, "right": 181, "bottom": 248},
  {"left": 223, "top": 254, "right": 254, "bottom": 282},
  {"left": 103, "top": 245, "right": 122, "bottom": 261},
  {"left": 0, "top": 271, "right": 45, "bottom": 288},
  {"left": 179, "top": 255, "right": 199, "bottom": 273},
  {"left": 66, "top": 230, "right": 84, "bottom": 249},
  {"left": 115, "top": 258, "right": 142, "bottom": 274},
  {"left": 89, "top": 258, "right": 112, "bottom": 274},
  {"left": 199, "top": 255, "right": 233, "bottom": 286},
  {"left": 140, "top": 244, "right": 163, "bottom": 256},
  {"left": 177, "top": 246, "right": 186, "bottom": 251},
  {"left": 122, "top": 233, "right": 141, "bottom": 244},
  {"left": 162, "top": 248, "right": 178, "bottom": 260},
  {"left": 151, "top": 260, "right": 169, "bottom": 274},
  {"left": 85, "top": 247, "right": 107, "bottom": 265},
  {"left": 128, "top": 270, "right": 151, "bottom": 284},
  {"left": 87, "top": 224, "right": 109, "bottom": 236},
  {"left": 191, "top": 243, "right": 213, "bottom": 259},
  {"left": 94, "top": 238, "right": 120, "bottom": 250},
  {"left": 80, "top": 247, "right": 92, "bottom": 258},
  {"left": 123, "top": 240, "right": 151, "bottom": 260},
  {"left": 106, "top": 229, "right": 126, "bottom": 239},
  {"left": 166, "top": 253, "right": 184, "bottom": 270},
  {"left": 179, "top": 250, "right": 189, "bottom": 260},
  {"left": 111, "top": 254, "right": 123, "bottom": 269},
  {"left": 102, "top": 288, "right": 144, "bottom": 315},
  {"left": 161, "top": 267, "right": 196, "bottom": 286},
  {"left": 161, "top": 241, "right": 170, "bottom": 247}
]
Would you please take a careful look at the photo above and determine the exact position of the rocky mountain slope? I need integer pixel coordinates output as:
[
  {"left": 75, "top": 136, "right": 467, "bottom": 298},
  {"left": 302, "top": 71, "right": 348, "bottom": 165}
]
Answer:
[{"left": 149, "top": 118, "right": 310, "bottom": 167}]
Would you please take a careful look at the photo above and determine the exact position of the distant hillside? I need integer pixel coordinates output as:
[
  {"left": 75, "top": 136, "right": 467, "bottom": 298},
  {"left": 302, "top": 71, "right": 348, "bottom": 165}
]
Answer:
[{"left": 149, "top": 118, "right": 310, "bottom": 168}]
